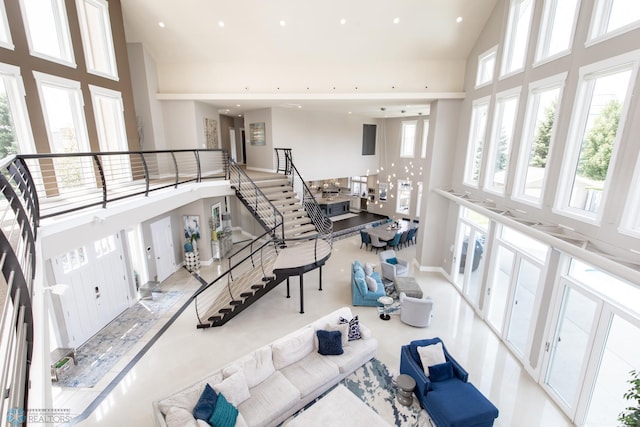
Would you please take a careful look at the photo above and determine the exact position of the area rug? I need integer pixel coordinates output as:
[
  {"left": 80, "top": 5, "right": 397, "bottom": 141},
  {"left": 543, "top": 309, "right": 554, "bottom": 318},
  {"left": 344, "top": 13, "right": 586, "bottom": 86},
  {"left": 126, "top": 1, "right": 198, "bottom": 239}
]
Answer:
[
  {"left": 56, "top": 291, "right": 184, "bottom": 388},
  {"left": 285, "top": 358, "right": 430, "bottom": 426},
  {"left": 377, "top": 280, "right": 401, "bottom": 316}
]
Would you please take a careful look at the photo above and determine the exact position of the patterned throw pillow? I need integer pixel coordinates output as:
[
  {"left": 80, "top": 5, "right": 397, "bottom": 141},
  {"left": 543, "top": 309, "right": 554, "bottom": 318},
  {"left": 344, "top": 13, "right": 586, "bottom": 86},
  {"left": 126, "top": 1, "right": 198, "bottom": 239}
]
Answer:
[{"left": 338, "top": 315, "right": 362, "bottom": 341}]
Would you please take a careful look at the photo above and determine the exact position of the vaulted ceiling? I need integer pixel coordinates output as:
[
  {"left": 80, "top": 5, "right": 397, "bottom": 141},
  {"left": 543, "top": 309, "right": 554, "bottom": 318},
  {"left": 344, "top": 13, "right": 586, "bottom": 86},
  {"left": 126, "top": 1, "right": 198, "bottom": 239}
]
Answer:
[{"left": 121, "top": 0, "right": 499, "bottom": 117}]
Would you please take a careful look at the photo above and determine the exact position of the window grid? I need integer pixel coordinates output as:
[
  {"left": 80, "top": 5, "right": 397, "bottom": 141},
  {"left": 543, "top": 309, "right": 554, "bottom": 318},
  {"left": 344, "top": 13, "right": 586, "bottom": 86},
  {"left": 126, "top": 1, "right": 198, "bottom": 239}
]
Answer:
[
  {"left": 396, "top": 180, "right": 411, "bottom": 214},
  {"left": 0, "top": 63, "right": 36, "bottom": 155},
  {"left": 589, "top": 0, "right": 640, "bottom": 41},
  {"left": 476, "top": 46, "right": 498, "bottom": 87}
]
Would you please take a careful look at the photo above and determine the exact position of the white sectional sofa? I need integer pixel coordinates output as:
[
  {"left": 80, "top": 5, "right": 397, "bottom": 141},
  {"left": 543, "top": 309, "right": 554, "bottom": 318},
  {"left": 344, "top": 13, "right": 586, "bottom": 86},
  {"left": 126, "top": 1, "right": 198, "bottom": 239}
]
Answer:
[{"left": 153, "top": 306, "right": 378, "bottom": 427}]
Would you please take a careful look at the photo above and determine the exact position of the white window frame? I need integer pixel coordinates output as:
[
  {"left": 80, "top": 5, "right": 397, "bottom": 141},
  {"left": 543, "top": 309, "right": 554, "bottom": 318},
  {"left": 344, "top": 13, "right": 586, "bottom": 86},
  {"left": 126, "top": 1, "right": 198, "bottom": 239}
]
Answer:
[
  {"left": 0, "top": 0, "right": 13, "bottom": 50},
  {"left": 400, "top": 120, "right": 417, "bottom": 158},
  {"left": 513, "top": 73, "right": 566, "bottom": 206},
  {"left": 588, "top": 0, "right": 640, "bottom": 45},
  {"left": 415, "top": 181, "right": 423, "bottom": 218},
  {"left": 76, "top": 0, "right": 119, "bottom": 80},
  {"left": 534, "top": 0, "right": 580, "bottom": 65},
  {"left": 476, "top": 45, "right": 498, "bottom": 88},
  {"left": 500, "top": 0, "right": 535, "bottom": 78},
  {"left": 619, "top": 154, "right": 640, "bottom": 238},
  {"left": 463, "top": 97, "right": 491, "bottom": 188},
  {"left": 396, "top": 180, "right": 412, "bottom": 215},
  {"left": 19, "top": 0, "right": 76, "bottom": 67},
  {"left": 0, "top": 63, "right": 36, "bottom": 154},
  {"left": 484, "top": 87, "right": 521, "bottom": 195},
  {"left": 420, "top": 120, "right": 430, "bottom": 159},
  {"left": 554, "top": 51, "right": 640, "bottom": 224},
  {"left": 89, "top": 85, "right": 127, "bottom": 151}
]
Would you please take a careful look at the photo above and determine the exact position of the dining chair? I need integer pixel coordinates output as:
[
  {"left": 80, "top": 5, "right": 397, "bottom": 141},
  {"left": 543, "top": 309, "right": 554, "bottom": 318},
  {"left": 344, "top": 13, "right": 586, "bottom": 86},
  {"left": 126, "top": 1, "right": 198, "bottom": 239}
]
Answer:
[
  {"left": 359, "top": 230, "right": 371, "bottom": 249},
  {"left": 369, "top": 234, "right": 387, "bottom": 253}
]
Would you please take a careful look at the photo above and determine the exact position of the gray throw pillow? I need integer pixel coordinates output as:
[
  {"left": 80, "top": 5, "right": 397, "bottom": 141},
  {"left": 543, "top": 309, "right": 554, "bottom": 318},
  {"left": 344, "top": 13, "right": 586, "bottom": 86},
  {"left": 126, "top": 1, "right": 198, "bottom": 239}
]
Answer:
[{"left": 365, "top": 275, "right": 377, "bottom": 292}]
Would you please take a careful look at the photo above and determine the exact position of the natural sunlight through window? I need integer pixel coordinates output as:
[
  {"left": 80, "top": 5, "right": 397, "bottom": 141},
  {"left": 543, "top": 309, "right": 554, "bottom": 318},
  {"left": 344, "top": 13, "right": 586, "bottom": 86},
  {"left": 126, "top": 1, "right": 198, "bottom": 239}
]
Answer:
[
  {"left": 0, "top": 63, "right": 36, "bottom": 156},
  {"left": 400, "top": 121, "right": 417, "bottom": 158},
  {"left": 420, "top": 120, "right": 430, "bottom": 159},
  {"left": 76, "top": 0, "right": 118, "bottom": 79},
  {"left": 514, "top": 75, "right": 565, "bottom": 204},
  {"left": 590, "top": 0, "right": 640, "bottom": 41},
  {"left": 535, "top": 0, "right": 580, "bottom": 63},
  {"left": 501, "top": 0, "right": 534, "bottom": 76},
  {"left": 396, "top": 180, "right": 411, "bottom": 214},
  {"left": 20, "top": 0, "right": 75, "bottom": 65},
  {"left": 464, "top": 98, "right": 490, "bottom": 187},
  {"left": 476, "top": 46, "right": 497, "bottom": 87},
  {"left": 556, "top": 53, "right": 637, "bottom": 220},
  {"left": 486, "top": 89, "right": 520, "bottom": 194}
]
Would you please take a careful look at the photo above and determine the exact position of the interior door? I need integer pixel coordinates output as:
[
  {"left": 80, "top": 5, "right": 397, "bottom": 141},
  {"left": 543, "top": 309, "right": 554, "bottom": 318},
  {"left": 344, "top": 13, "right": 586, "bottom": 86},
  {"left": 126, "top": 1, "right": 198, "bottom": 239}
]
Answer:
[
  {"left": 150, "top": 216, "right": 176, "bottom": 282},
  {"left": 229, "top": 128, "right": 237, "bottom": 161}
]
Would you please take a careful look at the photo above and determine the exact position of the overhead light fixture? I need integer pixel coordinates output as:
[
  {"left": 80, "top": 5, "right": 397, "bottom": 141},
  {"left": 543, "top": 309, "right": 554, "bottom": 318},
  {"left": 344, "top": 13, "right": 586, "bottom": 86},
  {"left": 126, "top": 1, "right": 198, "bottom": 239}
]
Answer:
[
  {"left": 218, "top": 21, "right": 225, "bottom": 27},
  {"left": 393, "top": 17, "right": 400, "bottom": 24},
  {"left": 279, "top": 20, "right": 286, "bottom": 27},
  {"left": 158, "top": 21, "right": 166, "bottom": 28},
  {"left": 456, "top": 16, "right": 463, "bottom": 23},
  {"left": 340, "top": 18, "right": 346, "bottom": 25}
]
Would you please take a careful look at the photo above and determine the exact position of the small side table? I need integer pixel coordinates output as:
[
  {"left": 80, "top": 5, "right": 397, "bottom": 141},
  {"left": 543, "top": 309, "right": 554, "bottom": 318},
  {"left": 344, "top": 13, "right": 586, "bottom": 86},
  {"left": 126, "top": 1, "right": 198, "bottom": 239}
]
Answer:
[
  {"left": 396, "top": 373, "right": 416, "bottom": 406},
  {"left": 378, "top": 296, "right": 393, "bottom": 321}
]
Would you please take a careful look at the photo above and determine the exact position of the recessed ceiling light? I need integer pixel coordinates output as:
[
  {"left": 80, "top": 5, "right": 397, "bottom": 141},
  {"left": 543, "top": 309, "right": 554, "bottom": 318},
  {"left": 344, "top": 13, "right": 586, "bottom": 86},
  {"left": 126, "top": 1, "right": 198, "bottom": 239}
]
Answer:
[
  {"left": 279, "top": 20, "right": 286, "bottom": 27},
  {"left": 456, "top": 16, "right": 463, "bottom": 23},
  {"left": 218, "top": 21, "right": 225, "bottom": 27},
  {"left": 340, "top": 18, "right": 346, "bottom": 25},
  {"left": 236, "top": 104, "right": 241, "bottom": 107},
  {"left": 158, "top": 21, "right": 165, "bottom": 28},
  {"left": 393, "top": 17, "right": 400, "bottom": 24}
]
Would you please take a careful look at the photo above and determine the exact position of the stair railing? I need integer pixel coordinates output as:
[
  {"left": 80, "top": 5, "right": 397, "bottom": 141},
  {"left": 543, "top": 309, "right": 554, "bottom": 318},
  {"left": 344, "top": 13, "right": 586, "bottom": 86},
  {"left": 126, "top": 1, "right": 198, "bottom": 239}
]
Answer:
[
  {"left": 282, "top": 150, "right": 333, "bottom": 244},
  {"left": 227, "top": 160, "right": 285, "bottom": 241},
  {"left": 274, "top": 148, "right": 292, "bottom": 175}
]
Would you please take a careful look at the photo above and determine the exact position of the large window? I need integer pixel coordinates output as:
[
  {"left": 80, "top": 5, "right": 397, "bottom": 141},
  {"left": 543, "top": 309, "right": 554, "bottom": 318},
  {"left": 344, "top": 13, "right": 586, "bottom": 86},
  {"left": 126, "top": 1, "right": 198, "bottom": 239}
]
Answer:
[
  {"left": 513, "top": 75, "right": 565, "bottom": 204},
  {"left": 620, "top": 155, "right": 640, "bottom": 237},
  {"left": 535, "top": 0, "right": 580, "bottom": 63},
  {"left": 350, "top": 175, "right": 367, "bottom": 197},
  {"left": 463, "top": 98, "right": 490, "bottom": 187},
  {"left": 501, "top": 0, "right": 534, "bottom": 77},
  {"left": 34, "top": 72, "right": 94, "bottom": 191},
  {"left": 76, "top": 0, "right": 118, "bottom": 79},
  {"left": 476, "top": 46, "right": 498, "bottom": 87},
  {"left": 400, "top": 120, "right": 417, "bottom": 158},
  {"left": 396, "top": 180, "right": 411, "bottom": 214},
  {"left": 589, "top": 0, "right": 640, "bottom": 41},
  {"left": 556, "top": 52, "right": 638, "bottom": 221},
  {"left": 0, "top": 63, "right": 35, "bottom": 157},
  {"left": 20, "top": 0, "right": 75, "bottom": 66},
  {"left": 0, "top": 1, "right": 13, "bottom": 49},
  {"left": 420, "top": 120, "right": 429, "bottom": 159},
  {"left": 485, "top": 89, "right": 520, "bottom": 194}
]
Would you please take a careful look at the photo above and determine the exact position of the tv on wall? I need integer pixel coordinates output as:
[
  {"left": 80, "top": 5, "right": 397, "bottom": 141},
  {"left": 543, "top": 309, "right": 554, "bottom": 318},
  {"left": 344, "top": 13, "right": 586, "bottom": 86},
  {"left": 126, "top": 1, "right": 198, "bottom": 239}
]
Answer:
[{"left": 362, "top": 124, "right": 377, "bottom": 155}]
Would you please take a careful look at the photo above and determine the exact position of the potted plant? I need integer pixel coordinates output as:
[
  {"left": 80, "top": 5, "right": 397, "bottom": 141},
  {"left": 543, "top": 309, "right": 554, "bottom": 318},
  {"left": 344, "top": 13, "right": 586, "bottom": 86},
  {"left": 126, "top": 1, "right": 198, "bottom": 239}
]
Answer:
[{"left": 619, "top": 370, "right": 640, "bottom": 427}]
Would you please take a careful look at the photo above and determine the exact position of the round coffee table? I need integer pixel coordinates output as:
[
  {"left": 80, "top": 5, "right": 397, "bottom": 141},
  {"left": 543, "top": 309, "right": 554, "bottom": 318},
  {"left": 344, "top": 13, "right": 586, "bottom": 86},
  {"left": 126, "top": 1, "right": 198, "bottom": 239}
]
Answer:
[
  {"left": 396, "top": 374, "right": 416, "bottom": 406},
  {"left": 378, "top": 296, "right": 393, "bottom": 320}
]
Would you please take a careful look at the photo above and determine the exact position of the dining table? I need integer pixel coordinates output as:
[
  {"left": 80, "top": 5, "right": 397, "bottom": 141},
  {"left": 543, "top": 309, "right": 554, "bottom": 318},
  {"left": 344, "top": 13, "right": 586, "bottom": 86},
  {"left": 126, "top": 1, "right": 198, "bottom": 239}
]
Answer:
[{"left": 366, "top": 220, "right": 415, "bottom": 242}]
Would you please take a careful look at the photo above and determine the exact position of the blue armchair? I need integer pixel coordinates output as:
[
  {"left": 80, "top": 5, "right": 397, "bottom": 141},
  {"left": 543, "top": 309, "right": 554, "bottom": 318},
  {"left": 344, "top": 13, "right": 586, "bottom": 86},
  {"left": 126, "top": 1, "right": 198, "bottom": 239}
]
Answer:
[
  {"left": 400, "top": 337, "right": 498, "bottom": 427},
  {"left": 351, "top": 260, "right": 386, "bottom": 306}
]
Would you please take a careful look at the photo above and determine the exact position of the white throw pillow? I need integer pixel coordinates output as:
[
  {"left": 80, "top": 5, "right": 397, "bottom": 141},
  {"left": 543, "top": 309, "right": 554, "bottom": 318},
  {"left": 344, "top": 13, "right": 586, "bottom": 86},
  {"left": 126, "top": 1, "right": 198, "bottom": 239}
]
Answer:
[
  {"left": 365, "top": 275, "right": 378, "bottom": 292},
  {"left": 233, "top": 346, "right": 275, "bottom": 388},
  {"left": 158, "top": 382, "right": 203, "bottom": 415},
  {"left": 417, "top": 342, "right": 447, "bottom": 374},
  {"left": 213, "top": 370, "right": 251, "bottom": 406},
  {"left": 271, "top": 327, "right": 315, "bottom": 369},
  {"left": 165, "top": 406, "right": 198, "bottom": 427},
  {"left": 364, "top": 263, "right": 374, "bottom": 276}
]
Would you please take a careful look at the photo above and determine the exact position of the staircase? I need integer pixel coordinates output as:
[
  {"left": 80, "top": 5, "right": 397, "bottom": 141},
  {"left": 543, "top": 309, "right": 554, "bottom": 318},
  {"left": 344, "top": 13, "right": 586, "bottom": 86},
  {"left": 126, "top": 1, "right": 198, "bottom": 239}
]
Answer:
[{"left": 194, "top": 151, "right": 332, "bottom": 327}]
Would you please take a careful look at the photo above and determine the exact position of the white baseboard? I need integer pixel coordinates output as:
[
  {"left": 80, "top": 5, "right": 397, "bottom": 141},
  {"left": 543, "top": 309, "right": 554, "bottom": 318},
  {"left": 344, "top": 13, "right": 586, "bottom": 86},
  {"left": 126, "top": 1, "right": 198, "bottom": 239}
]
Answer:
[{"left": 246, "top": 166, "right": 277, "bottom": 174}]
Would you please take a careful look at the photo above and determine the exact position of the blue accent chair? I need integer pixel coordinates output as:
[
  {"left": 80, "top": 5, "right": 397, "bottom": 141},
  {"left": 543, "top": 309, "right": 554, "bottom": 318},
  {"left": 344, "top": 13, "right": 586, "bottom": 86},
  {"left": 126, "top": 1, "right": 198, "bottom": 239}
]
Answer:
[
  {"left": 351, "top": 260, "right": 385, "bottom": 306},
  {"left": 400, "top": 337, "right": 499, "bottom": 427}
]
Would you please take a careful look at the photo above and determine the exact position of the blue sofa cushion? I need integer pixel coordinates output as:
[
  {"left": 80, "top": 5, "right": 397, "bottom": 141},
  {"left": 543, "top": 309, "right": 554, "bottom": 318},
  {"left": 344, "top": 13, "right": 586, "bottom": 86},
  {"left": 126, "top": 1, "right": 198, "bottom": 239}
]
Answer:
[
  {"left": 429, "top": 362, "right": 453, "bottom": 382},
  {"left": 316, "top": 330, "right": 344, "bottom": 355},
  {"left": 427, "top": 380, "right": 499, "bottom": 427}
]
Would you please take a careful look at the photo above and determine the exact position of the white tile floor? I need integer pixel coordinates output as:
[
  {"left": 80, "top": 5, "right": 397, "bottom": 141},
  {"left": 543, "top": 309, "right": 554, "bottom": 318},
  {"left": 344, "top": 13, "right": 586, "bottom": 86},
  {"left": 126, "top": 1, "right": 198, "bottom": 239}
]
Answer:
[{"left": 73, "top": 233, "right": 575, "bottom": 427}]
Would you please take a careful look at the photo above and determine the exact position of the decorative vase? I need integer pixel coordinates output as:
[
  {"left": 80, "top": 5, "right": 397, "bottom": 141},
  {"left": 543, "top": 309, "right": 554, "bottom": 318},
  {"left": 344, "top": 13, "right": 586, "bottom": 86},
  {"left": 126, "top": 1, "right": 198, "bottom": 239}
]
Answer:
[{"left": 184, "top": 241, "right": 193, "bottom": 252}]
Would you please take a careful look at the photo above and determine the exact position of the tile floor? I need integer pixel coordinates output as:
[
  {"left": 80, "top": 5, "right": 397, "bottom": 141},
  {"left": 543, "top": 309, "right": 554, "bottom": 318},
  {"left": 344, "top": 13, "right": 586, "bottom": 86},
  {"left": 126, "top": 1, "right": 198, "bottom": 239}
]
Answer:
[{"left": 71, "top": 233, "right": 575, "bottom": 427}]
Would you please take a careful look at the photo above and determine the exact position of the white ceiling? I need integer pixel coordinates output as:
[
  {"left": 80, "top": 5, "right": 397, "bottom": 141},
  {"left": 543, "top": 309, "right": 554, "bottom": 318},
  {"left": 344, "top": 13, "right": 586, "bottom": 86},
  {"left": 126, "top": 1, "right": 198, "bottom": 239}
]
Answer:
[{"left": 121, "top": 0, "right": 499, "bottom": 118}]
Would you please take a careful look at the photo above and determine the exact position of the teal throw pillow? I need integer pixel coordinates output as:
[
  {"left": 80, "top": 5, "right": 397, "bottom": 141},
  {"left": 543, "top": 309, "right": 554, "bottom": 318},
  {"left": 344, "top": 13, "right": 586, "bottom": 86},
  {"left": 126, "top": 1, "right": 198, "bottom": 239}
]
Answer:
[
  {"left": 193, "top": 383, "right": 217, "bottom": 421},
  {"left": 387, "top": 257, "right": 398, "bottom": 265},
  {"left": 316, "top": 330, "right": 344, "bottom": 355},
  {"left": 428, "top": 361, "right": 454, "bottom": 382},
  {"left": 208, "top": 393, "right": 238, "bottom": 427}
]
